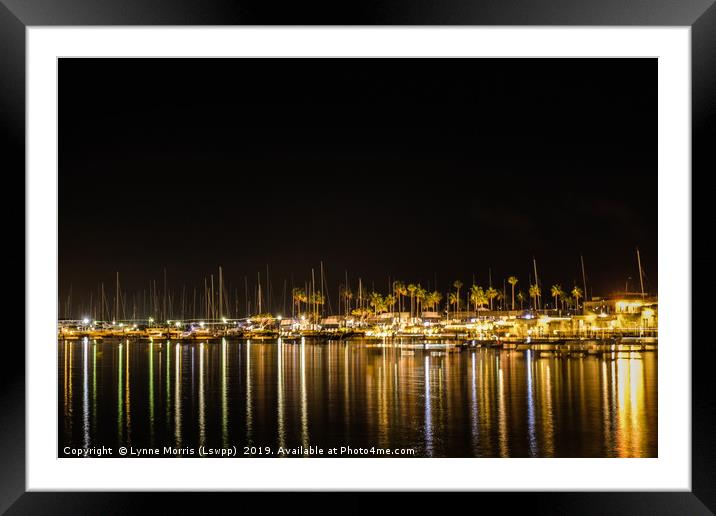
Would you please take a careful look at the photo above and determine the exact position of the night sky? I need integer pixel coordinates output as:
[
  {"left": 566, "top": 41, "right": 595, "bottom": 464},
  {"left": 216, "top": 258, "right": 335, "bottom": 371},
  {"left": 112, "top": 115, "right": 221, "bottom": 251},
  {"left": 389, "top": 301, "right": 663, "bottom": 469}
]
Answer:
[{"left": 59, "top": 58, "right": 656, "bottom": 312}]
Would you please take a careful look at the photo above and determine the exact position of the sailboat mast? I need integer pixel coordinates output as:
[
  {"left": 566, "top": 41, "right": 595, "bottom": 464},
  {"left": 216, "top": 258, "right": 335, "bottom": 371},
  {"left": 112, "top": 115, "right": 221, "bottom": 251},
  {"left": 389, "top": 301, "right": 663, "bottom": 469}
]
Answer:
[
  {"left": 320, "top": 261, "right": 324, "bottom": 317},
  {"left": 311, "top": 268, "right": 316, "bottom": 324},
  {"left": 637, "top": 247, "right": 645, "bottom": 298},
  {"left": 218, "top": 266, "right": 223, "bottom": 319},
  {"left": 580, "top": 254, "right": 588, "bottom": 303},
  {"left": 532, "top": 258, "right": 540, "bottom": 310},
  {"left": 163, "top": 268, "right": 167, "bottom": 322},
  {"left": 257, "top": 272, "right": 262, "bottom": 314},
  {"left": 115, "top": 272, "right": 119, "bottom": 322}
]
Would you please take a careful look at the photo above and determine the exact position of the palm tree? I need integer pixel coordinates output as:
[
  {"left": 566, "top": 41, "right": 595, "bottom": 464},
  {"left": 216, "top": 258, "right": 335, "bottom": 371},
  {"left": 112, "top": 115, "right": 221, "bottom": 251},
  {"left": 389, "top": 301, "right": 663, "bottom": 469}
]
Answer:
[
  {"left": 486, "top": 286, "right": 498, "bottom": 311},
  {"left": 516, "top": 290, "right": 526, "bottom": 310},
  {"left": 385, "top": 294, "right": 396, "bottom": 314},
  {"left": 340, "top": 286, "right": 353, "bottom": 316},
  {"left": 508, "top": 276, "right": 518, "bottom": 310},
  {"left": 469, "top": 284, "right": 482, "bottom": 312},
  {"left": 563, "top": 295, "right": 574, "bottom": 312},
  {"left": 393, "top": 281, "right": 407, "bottom": 317},
  {"left": 428, "top": 290, "right": 442, "bottom": 312},
  {"left": 351, "top": 307, "right": 370, "bottom": 323},
  {"left": 310, "top": 291, "right": 325, "bottom": 321},
  {"left": 496, "top": 290, "right": 504, "bottom": 311},
  {"left": 292, "top": 287, "right": 306, "bottom": 317},
  {"left": 416, "top": 286, "right": 427, "bottom": 316},
  {"left": 571, "top": 286, "right": 583, "bottom": 312},
  {"left": 529, "top": 284, "right": 541, "bottom": 310},
  {"left": 453, "top": 280, "right": 463, "bottom": 314},
  {"left": 551, "top": 284, "right": 562, "bottom": 311},
  {"left": 369, "top": 292, "right": 383, "bottom": 316},
  {"left": 449, "top": 292, "right": 461, "bottom": 314},
  {"left": 407, "top": 283, "right": 418, "bottom": 318}
]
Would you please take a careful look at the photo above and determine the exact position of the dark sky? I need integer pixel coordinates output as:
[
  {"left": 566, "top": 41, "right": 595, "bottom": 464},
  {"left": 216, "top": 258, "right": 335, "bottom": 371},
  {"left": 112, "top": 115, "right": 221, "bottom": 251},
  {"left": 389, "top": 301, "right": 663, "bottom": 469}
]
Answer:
[{"left": 59, "top": 58, "right": 656, "bottom": 311}]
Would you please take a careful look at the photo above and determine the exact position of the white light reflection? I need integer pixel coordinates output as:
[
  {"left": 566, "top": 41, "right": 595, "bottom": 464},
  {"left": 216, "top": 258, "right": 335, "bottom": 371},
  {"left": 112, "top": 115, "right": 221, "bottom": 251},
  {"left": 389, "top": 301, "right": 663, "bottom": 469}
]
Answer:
[
  {"left": 526, "top": 349, "right": 537, "bottom": 457},
  {"left": 82, "top": 337, "right": 89, "bottom": 450},
  {"left": 300, "top": 337, "right": 309, "bottom": 455},
  {"left": 424, "top": 354, "right": 433, "bottom": 456}
]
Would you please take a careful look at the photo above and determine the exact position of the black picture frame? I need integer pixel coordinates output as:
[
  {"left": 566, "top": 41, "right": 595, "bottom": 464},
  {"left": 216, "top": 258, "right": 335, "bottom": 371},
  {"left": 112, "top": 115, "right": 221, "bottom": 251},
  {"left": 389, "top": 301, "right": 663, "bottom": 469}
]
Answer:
[{"left": 3, "top": 1, "right": 712, "bottom": 513}]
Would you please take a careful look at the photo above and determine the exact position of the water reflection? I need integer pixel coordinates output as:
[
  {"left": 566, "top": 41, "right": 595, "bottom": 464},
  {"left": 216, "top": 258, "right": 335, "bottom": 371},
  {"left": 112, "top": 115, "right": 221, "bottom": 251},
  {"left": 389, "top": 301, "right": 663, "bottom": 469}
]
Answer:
[
  {"left": 245, "top": 340, "right": 252, "bottom": 446},
  {"left": 198, "top": 342, "right": 206, "bottom": 448},
  {"left": 59, "top": 339, "right": 657, "bottom": 458},
  {"left": 82, "top": 337, "right": 89, "bottom": 450},
  {"left": 148, "top": 340, "right": 154, "bottom": 446},
  {"left": 117, "top": 342, "right": 123, "bottom": 443},
  {"left": 424, "top": 355, "right": 433, "bottom": 456},
  {"left": 277, "top": 338, "right": 285, "bottom": 450},
  {"left": 525, "top": 350, "right": 537, "bottom": 457},
  {"left": 174, "top": 343, "right": 181, "bottom": 448},
  {"left": 300, "top": 337, "right": 309, "bottom": 455},
  {"left": 222, "top": 338, "right": 229, "bottom": 448},
  {"left": 125, "top": 339, "right": 131, "bottom": 444}
]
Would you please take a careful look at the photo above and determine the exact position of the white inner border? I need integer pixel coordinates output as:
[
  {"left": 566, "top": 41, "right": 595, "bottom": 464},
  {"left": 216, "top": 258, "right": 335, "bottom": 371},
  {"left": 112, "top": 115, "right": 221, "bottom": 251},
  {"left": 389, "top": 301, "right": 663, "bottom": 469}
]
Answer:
[{"left": 27, "top": 27, "right": 691, "bottom": 491}]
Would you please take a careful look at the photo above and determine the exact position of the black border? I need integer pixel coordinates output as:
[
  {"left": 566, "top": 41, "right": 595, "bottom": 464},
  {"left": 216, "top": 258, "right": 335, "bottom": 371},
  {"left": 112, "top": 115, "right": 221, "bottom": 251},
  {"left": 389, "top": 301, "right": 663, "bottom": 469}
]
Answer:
[{"left": 3, "top": 1, "right": 713, "bottom": 513}]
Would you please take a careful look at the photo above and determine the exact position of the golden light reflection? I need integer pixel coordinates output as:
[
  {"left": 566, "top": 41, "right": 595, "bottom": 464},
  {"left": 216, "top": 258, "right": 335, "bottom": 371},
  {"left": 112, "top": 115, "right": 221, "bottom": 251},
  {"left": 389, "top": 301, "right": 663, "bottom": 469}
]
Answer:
[
  {"left": 125, "top": 339, "right": 131, "bottom": 444},
  {"left": 198, "top": 342, "right": 206, "bottom": 448},
  {"left": 92, "top": 341, "right": 97, "bottom": 438},
  {"left": 63, "top": 341, "right": 72, "bottom": 438},
  {"left": 539, "top": 360, "right": 555, "bottom": 457},
  {"left": 497, "top": 356, "right": 508, "bottom": 457},
  {"left": 117, "top": 342, "right": 123, "bottom": 444},
  {"left": 222, "top": 338, "right": 229, "bottom": 448},
  {"left": 377, "top": 346, "right": 388, "bottom": 449},
  {"left": 149, "top": 340, "right": 154, "bottom": 446},
  {"left": 277, "top": 338, "right": 285, "bottom": 450},
  {"left": 343, "top": 344, "right": 350, "bottom": 435},
  {"left": 246, "top": 340, "right": 253, "bottom": 446},
  {"left": 615, "top": 356, "right": 646, "bottom": 457},
  {"left": 165, "top": 340, "right": 171, "bottom": 430},
  {"left": 174, "top": 343, "right": 181, "bottom": 448}
]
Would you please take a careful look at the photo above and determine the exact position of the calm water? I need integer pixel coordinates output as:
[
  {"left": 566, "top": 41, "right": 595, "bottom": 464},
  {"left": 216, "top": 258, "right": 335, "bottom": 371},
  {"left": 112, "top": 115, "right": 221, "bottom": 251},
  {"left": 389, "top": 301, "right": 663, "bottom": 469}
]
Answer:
[{"left": 58, "top": 338, "right": 657, "bottom": 458}]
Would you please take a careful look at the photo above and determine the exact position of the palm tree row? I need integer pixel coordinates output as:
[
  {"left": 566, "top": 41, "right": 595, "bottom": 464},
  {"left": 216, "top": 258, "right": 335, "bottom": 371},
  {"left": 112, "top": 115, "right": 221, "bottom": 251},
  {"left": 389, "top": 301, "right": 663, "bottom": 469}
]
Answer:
[
  {"left": 291, "top": 287, "right": 325, "bottom": 321},
  {"left": 290, "top": 277, "right": 585, "bottom": 320}
]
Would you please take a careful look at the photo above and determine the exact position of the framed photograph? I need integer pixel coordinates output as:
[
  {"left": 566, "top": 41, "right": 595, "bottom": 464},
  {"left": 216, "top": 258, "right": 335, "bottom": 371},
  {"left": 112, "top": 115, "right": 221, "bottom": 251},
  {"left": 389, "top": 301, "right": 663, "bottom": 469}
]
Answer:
[{"left": 5, "top": 0, "right": 713, "bottom": 512}]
